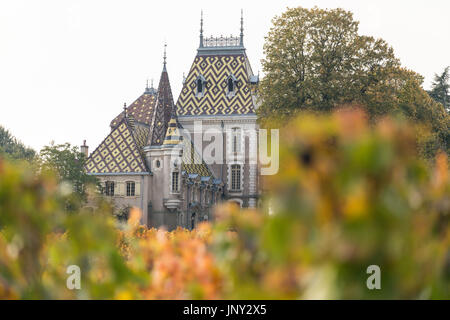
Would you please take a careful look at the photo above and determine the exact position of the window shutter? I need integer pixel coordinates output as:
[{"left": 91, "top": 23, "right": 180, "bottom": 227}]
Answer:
[{"left": 135, "top": 182, "right": 141, "bottom": 196}]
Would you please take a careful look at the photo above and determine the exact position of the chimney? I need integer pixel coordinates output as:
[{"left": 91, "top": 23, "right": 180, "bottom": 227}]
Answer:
[{"left": 80, "top": 140, "right": 89, "bottom": 157}]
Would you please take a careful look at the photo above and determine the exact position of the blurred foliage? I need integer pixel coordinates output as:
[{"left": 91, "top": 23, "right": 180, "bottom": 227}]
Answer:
[
  {"left": 0, "top": 110, "right": 449, "bottom": 299},
  {"left": 212, "top": 110, "right": 449, "bottom": 299},
  {"left": 0, "top": 125, "right": 36, "bottom": 161},
  {"left": 0, "top": 161, "right": 221, "bottom": 299},
  {"left": 259, "top": 7, "right": 449, "bottom": 158}
]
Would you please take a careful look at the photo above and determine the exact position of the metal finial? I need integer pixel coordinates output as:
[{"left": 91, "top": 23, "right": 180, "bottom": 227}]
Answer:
[
  {"left": 146, "top": 79, "right": 149, "bottom": 89},
  {"left": 240, "top": 9, "right": 244, "bottom": 46},
  {"left": 123, "top": 102, "right": 127, "bottom": 117},
  {"left": 163, "top": 42, "right": 167, "bottom": 67},
  {"left": 151, "top": 78, "right": 154, "bottom": 88},
  {"left": 199, "top": 10, "right": 204, "bottom": 48}
]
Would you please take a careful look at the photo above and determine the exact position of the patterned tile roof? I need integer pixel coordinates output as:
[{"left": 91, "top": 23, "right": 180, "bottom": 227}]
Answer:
[
  {"left": 176, "top": 54, "right": 256, "bottom": 116},
  {"left": 110, "top": 91, "right": 157, "bottom": 128},
  {"left": 86, "top": 118, "right": 149, "bottom": 174},
  {"left": 148, "top": 69, "right": 175, "bottom": 145},
  {"left": 133, "top": 122, "right": 150, "bottom": 150},
  {"left": 180, "top": 135, "right": 213, "bottom": 177},
  {"left": 163, "top": 118, "right": 183, "bottom": 145}
]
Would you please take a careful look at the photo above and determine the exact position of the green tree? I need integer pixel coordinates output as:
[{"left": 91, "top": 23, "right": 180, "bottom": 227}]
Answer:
[
  {"left": 428, "top": 67, "right": 449, "bottom": 113},
  {"left": 258, "top": 7, "right": 449, "bottom": 157},
  {"left": 39, "top": 143, "right": 98, "bottom": 208},
  {"left": 0, "top": 125, "right": 36, "bottom": 161},
  {"left": 259, "top": 7, "right": 399, "bottom": 117}
]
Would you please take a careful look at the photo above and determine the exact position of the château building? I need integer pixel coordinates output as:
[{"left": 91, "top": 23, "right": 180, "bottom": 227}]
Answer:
[{"left": 84, "top": 12, "right": 260, "bottom": 229}]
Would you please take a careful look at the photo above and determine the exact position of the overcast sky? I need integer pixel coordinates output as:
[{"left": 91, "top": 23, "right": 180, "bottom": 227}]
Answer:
[{"left": 1, "top": 0, "right": 449, "bottom": 152}]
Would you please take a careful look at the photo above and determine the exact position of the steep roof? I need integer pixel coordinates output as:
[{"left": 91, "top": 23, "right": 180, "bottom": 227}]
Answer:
[
  {"left": 86, "top": 118, "right": 149, "bottom": 174},
  {"left": 148, "top": 66, "right": 175, "bottom": 146},
  {"left": 87, "top": 46, "right": 219, "bottom": 180},
  {"left": 176, "top": 53, "right": 256, "bottom": 116},
  {"left": 110, "top": 88, "right": 157, "bottom": 129}
]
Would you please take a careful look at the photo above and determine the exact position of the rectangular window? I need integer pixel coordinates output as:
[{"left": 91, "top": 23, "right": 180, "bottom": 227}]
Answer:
[
  {"left": 105, "top": 181, "right": 115, "bottom": 196},
  {"left": 126, "top": 181, "right": 135, "bottom": 196},
  {"left": 172, "top": 172, "right": 179, "bottom": 192},
  {"left": 231, "top": 164, "right": 241, "bottom": 191},
  {"left": 232, "top": 128, "right": 241, "bottom": 153}
]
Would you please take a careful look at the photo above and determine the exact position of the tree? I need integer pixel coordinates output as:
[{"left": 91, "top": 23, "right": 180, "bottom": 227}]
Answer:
[
  {"left": 0, "top": 125, "right": 36, "bottom": 161},
  {"left": 260, "top": 7, "right": 397, "bottom": 117},
  {"left": 258, "top": 7, "right": 449, "bottom": 157},
  {"left": 428, "top": 67, "right": 450, "bottom": 113},
  {"left": 39, "top": 143, "right": 98, "bottom": 207}
]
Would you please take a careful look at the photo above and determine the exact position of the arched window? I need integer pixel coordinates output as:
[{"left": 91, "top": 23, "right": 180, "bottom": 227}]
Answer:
[
  {"left": 232, "top": 127, "right": 241, "bottom": 153},
  {"left": 231, "top": 164, "right": 241, "bottom": 191},
  {"left": 197, "top": 79, "right": 203, "bottom": 94},
  {"left": 172, "top": 172, "right": 179, "bottom": 192},
  {"left": 228, "top": 78, "right": 234, "bottom": 92},
  {"left": 126, "top": 181, "right": 135, "bottom": 196},
  {"left": 196, "top": 75, "right": 206, "bottom": 96},
  {"left": 105, "top": 181, "right": 115, "bottom": 196},
  {"left": 226, "top": 74, "right": 237, "bottom": 97}
]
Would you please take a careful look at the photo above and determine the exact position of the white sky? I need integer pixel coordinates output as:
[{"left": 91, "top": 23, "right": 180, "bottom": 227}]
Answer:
[{"left": 1, "top": 0, "right": 449, "bottom": 152}]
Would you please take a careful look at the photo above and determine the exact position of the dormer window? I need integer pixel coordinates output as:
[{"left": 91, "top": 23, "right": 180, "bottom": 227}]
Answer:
[
  {"left": 196, "top": 74, "right": 206, "bottom": 97},
  {"left": 226, "top": 74, "right": 237, "bottom": 97},
  {"left": 228, "top": 78, "right": 234, "bottom": 92}
]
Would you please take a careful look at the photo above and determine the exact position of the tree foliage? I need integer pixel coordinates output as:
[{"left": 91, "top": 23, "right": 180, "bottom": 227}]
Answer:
[
  {"left": 39, "top": 143, "right": 98, "bottom": 207},
  {"left": 0, "top": 111, "right": 448, "bottom": 299},
  {"left": 258, "top": 7, "right": 449, "bottom": 157},
  {"left": 428, "top": 66, "right": 450, "bottom": 113},
  {"left": 215, "top": 110, "right": 449, "bottom": 299},
  {"left": 0, "top": 125, "right": 36, "bottom": 161}
]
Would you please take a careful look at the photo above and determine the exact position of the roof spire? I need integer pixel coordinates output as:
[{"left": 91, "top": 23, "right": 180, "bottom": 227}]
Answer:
[
  {"left": 163, "top": 42, "right": 167, "bottom": 71},
  {"left": 240, "top": 9, "right": 244, "bottom": 46},
  {"left": 199, "top": 10, "right": 204, "bottom": 48},
  {"left": 123, "top": 102, "right": 127, "bottom": 118}
]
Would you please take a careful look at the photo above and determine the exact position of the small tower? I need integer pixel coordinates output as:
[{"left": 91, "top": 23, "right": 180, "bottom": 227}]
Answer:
[
  {"left": 143, "top": 45, "right": 181, "bottom": 229},
  {"left": 148, "top": 44, "right": 175, "bottom": 146}
]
